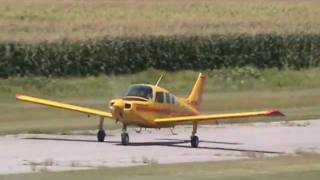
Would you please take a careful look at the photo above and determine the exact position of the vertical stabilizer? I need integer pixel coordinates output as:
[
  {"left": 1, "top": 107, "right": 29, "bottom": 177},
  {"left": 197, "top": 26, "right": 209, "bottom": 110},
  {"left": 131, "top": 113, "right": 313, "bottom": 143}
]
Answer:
[{"left": 187, "top": 73, "right": 207, "bottom": 111}]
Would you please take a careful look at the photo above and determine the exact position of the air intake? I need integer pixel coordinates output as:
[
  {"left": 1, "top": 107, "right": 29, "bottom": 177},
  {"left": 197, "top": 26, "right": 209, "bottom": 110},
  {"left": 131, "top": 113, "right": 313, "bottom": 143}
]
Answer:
[{"left": 124, "top": 103, "right": 131, "bottom": 109}]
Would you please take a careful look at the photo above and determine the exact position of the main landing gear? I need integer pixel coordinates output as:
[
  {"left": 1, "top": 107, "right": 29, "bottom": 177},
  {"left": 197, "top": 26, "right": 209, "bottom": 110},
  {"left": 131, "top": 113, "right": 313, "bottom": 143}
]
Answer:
[
  {"left": 97, "top": 129, "right": 106, "bottom": 142},
  {"left": 96, "top": 117, "right": 197, "bottom": 148},
  {"left": 97, "top": 117, "right": 106, "bottom": 142},
  {"left": 121, "top": 124, "right": 129, "bottom": 145},
  {"left": 191, "top": 121, "right": 199, "bottom": 148}
]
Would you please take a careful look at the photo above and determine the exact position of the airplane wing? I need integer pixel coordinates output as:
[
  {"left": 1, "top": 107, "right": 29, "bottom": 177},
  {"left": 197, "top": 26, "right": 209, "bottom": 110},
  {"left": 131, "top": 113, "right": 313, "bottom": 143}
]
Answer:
[
  {"left": 154, "top": 110, "right": 284, "bottom": 124},
  {"left": 16, "top": 94, "right": 113, "bottom": 118}
]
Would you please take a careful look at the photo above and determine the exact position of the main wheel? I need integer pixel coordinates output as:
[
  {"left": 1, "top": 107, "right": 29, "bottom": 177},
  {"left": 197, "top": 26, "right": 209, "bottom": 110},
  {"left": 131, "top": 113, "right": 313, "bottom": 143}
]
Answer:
[
  {"left": 191, "top": 135, "right": 199, "bottom": 148},
  {"left": 121, "top": 133, "right": 129, "bottom": 145},
  {"left": 97, "top": 129, "right": 106, "bottom": 142}
]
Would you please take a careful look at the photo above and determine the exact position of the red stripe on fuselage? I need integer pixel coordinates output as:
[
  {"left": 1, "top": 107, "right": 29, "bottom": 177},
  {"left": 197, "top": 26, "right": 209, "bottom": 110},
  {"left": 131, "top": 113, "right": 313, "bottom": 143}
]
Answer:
[{"left": 135, "top": 106, "right": 196, "bottom": 116}]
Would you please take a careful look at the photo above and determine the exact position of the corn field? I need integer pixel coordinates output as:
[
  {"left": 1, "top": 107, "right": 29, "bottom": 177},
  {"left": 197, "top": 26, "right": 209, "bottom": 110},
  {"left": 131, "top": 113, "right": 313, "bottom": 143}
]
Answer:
[{"left": 0, "top": 34, "right": 319, "bottom": 78}]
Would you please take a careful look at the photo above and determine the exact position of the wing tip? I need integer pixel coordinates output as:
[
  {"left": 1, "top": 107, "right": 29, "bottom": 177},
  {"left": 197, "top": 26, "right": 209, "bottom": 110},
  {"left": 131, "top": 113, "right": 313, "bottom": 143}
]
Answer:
[
  {"left": 16, "top": 94, "right": 23, "bottom": 99},
  {"left": 268, "top": 110, "right": 285, "bottom": 117}
]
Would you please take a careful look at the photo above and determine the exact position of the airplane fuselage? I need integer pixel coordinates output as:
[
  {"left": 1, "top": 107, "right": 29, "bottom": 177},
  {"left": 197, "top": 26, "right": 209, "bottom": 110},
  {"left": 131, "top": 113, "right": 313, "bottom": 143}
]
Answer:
[{"left": 109, "top": 84, "right": 199, "bottom": 128}]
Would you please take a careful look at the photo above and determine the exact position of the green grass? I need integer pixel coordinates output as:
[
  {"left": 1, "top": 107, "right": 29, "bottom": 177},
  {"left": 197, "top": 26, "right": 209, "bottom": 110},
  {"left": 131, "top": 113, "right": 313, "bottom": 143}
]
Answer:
[
  {"left": 0, "top": 69, "right": 320, "bottom": 134},
  {"left": 0, "top": 0, "right": 319, "bottom": 42},
  {"left": 2, "top": 154, "right": 320, "bottom": 180},
  {"left": 2, "top": 68, "right": 320, "bottom": 99}
]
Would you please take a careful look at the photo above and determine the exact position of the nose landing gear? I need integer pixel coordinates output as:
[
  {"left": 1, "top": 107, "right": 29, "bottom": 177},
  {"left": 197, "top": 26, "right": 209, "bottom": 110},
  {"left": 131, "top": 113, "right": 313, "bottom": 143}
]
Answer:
[
  {"left": 121, "top": 124, "right": 129, "bottom": 145},
  {"left": 121, "top": 133, "right": 129, "bottom": 145}
]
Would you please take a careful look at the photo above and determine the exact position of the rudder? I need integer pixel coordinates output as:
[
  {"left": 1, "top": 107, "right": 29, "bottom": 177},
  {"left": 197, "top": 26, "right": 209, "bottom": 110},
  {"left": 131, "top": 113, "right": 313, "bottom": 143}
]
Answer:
[{"left": 187, "top": 73, "right": 207, "bottom": 111}]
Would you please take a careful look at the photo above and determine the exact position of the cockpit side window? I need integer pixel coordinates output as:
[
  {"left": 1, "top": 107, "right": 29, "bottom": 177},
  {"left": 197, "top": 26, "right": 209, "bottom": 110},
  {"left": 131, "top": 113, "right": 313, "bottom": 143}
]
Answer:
[
  {"left": 170, "top": 94, "right": 177, "bottom": 104},
  {"left": 164, "top": 93, "right": 170, "bottom": 104},
  {"left": 155, "top": 92, "right": 165, "bottom": 103}
]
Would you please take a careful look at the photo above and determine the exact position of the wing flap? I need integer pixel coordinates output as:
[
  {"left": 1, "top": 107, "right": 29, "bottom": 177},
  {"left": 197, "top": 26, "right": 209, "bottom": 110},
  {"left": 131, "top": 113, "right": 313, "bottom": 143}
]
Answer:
[
  {"left": 16, "top": 94, "right": 112, "bottom": 118},
  {"left": 154, "top": 110, "right": 284, "bottom": 124}
]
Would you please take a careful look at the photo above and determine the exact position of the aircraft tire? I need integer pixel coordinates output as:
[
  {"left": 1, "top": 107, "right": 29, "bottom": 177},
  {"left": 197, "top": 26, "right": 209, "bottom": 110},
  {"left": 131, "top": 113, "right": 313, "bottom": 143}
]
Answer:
[
  {"left": 191, "top": 136, "right": 199, "bottom": 148},
  {"left": 121, "top": 133, "right": 129, "bottom": 145},
  {"left": 97, "top": 129, "right": 106, "bottom": 142}
]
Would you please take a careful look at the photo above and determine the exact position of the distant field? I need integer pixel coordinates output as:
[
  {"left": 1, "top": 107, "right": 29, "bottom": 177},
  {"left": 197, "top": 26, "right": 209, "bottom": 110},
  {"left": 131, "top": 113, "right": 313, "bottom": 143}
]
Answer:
[
  {"left": 0, "top": 69, "right": 320, "bottom": 134},
  {"left": 3, "top": 154, "right": 320, "bottom": 180},
  {"left": 0, "top": 0, "right": 319, "bottom": 42}
]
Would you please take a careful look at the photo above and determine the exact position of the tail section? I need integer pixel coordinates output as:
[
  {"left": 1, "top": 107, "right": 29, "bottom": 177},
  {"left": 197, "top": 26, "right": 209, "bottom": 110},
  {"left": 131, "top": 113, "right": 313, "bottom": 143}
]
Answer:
[{"left": 187, "top": 73, "right": 207, "bottom": 111}]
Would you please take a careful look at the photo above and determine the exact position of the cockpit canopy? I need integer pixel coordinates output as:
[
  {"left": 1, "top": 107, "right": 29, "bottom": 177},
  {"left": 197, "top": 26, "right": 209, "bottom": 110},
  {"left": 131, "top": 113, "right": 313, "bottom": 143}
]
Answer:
[
  {"left": 124, "top": 84, "right": 178, "bottom": 104},
  {"left": 124, "top": 85, "right": 153, "bottom": 100}
]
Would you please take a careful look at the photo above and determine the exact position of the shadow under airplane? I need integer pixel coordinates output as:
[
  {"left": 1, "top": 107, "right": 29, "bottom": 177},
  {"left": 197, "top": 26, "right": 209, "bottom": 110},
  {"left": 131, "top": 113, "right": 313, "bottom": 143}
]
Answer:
[{"left": 23, "top": 137, "right": 283, "bottom": 154}]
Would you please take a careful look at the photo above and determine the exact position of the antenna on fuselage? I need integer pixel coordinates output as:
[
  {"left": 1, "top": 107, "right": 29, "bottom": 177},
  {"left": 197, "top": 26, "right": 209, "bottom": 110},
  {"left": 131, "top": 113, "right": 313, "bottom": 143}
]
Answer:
[{"left": 155, "top": 73, "right": 165, "bottom": 87}]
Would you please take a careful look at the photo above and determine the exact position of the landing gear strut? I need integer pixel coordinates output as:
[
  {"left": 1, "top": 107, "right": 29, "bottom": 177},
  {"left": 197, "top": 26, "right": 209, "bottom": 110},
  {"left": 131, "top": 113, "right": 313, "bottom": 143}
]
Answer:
[
  {"left": 121, "top": 124, "right": 129, "bottom": 145},
  {"left": 191, "top": 121, "right": 199, "bottom": 148},
  {"left": 97, "top": 117, "right": 106, "bottom": 142}
]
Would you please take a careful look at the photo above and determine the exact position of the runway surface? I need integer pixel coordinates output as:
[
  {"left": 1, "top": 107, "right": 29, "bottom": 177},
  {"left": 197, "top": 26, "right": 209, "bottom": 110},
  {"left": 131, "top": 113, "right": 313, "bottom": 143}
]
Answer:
[{"left": 1, "top": 120, "right": 320, "bottom": 174}]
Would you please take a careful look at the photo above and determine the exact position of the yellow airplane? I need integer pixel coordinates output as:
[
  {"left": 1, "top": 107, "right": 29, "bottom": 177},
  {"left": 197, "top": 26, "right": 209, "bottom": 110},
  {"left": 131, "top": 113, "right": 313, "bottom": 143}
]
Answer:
[{"left": 16, "top": 73, "right": 284, "bottom": 148}]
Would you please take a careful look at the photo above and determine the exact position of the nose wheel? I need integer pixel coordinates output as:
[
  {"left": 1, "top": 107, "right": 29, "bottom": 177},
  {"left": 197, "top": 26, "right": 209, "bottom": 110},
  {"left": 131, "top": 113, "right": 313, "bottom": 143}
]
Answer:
[
  {"left": 121, "top": 133, "right": 129, "bottom": 145},
  {"left": 121, "top": 124, "right": 129, "bottom": 145}
]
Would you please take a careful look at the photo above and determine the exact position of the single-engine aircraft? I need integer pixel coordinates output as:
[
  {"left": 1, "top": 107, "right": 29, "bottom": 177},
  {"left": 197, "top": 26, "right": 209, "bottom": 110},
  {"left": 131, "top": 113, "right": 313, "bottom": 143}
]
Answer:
[{"left": 16, "top": 73, "right": 285, "bottom": 148}]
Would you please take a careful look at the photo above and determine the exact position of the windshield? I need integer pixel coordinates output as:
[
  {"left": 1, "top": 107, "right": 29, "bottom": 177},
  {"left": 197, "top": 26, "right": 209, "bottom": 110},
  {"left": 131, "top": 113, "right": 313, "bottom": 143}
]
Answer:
[{"left": 125, "top": 85, "right": 153, "bottom": 100}]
